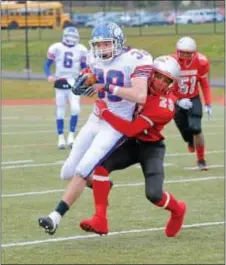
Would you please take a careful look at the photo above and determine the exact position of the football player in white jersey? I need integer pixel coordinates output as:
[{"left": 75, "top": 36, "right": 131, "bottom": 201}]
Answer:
[
  {"left": 38, "top": 22, "right": 153, "bottom": 235},
  {"left": 44, "top": 26, "right": 88, "bottom": 149}
]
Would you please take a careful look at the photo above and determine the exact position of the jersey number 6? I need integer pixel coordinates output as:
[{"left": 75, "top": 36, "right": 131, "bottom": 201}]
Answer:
[{"left": 63, "top": 52, "right": 73, "bottom": 68}]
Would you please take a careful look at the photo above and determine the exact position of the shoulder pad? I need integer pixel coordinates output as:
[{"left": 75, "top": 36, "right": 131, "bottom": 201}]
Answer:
[{"left": 197, "top": 53, "right": 209, "bottom": 66}]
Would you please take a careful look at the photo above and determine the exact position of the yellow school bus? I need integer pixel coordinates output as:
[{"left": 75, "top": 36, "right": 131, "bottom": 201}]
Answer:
[{"left": 1, "top": 1, "right": 72, "bottom": 29}]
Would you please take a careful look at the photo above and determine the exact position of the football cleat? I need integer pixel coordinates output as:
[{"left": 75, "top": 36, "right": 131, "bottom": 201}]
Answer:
[
  {"left": 165, "top": 201, "right": 187, "bottom": 237},
  {"left": 38, "top": 216, "right": 58, "bottom": 235},
  {"left": 58, "top": 135, "right": 66, "bottom": 149},
  {"left": 67, "top": 132, "right": 74, "bottom": 149},
  {"left": 197, "top": 159, "right": 208, "bottom": 171},
  {"left": 80, "top": 215, "right": 108, "bottom": 235},
  {"left": 187, "top": 142, "right": 195, "bottom": 153}
]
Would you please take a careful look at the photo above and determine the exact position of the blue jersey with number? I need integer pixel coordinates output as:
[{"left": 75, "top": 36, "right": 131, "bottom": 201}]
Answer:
[
  {"left": 47, "top": 42, "right": 88, "bottom": 80},
  {"left": 87, "top": 48, "right": 153, "bottom": 120}
]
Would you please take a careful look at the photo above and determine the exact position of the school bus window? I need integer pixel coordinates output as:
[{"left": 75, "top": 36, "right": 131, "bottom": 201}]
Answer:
[
  {"left": 47, "top": 9, "right": 54, "bottom": 15},
  {"left": 12, "top": 10, "right": 17, "bottom": 16}
]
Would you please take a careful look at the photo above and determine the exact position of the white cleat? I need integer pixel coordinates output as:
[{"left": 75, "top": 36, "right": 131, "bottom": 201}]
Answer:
[
  {"left": 58, "top": 135, "right": 66, "bottom": 149},
  {"left": 67, "top": 132, "right": 74, "bottom": 149}
]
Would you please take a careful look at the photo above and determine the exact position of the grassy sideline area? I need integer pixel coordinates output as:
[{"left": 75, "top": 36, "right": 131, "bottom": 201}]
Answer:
[
  {"left": 2, "top": 23, "right": 224, "bottom": 79},
  {"left": 1, "top": 79, "right": 224, "bottom": 101}
]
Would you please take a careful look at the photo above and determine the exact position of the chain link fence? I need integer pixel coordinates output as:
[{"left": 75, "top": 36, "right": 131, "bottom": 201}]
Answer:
[
  {"left": 1, "top": 0, "right": 224, "bottom": 82},
  {"left": 1, "top": 0, "right": 225, "bottom": 42}
]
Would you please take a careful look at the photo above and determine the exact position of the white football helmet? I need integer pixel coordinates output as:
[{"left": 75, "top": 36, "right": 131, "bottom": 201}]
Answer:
[
  {"left": 176, "top": 36, "right": 197, "bottom": 60},
  {"left": 62, "top": 26, "right": 79, "bottom": 47},
  {"left": 150, "top": 55, "right": 181, "bottom": 95}
]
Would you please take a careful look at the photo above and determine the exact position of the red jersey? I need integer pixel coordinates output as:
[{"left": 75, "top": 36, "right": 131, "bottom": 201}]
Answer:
[
  {"left": 102, "top": 94, "right": 175, "bottom": 142},
  {"left": 171, "top": 52, "right": 211, "bottom": 105}
]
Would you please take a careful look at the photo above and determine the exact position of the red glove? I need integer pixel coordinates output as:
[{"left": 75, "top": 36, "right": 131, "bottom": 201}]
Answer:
[
  {"left": 80, "top": 68, "right": 92, "bottom": 75},
  {"left": 95, "top": 99, "right": 108, "bottom": 118},
  {"left": 83, "top": 84, "right": 105, "bottom": 97}
]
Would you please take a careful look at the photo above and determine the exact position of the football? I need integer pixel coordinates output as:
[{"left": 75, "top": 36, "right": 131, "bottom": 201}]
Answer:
[{"left": 84, "top": 73, "right": 98, "bottom": 86}]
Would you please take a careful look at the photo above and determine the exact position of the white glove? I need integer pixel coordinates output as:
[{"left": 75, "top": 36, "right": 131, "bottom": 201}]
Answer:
[
  {"left": 205, "top": 105, "right": 212, "bottom": 120},
  {"left": 177, "top": 98, "right": 193, "bottom": 110}
]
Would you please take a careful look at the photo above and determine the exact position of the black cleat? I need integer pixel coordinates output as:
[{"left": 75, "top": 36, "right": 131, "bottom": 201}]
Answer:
[
  {"left": 38, "top": 216, "right": 57, "bottom": 235},
  {"left": 197, "top": 159, "right": 208, "bottom": 171}
]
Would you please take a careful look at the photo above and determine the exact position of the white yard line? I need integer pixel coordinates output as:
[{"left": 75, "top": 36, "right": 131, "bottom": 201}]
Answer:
[
  {"left": 2, "top": 160, "right": 33, "bottom": 165},
  {"left": 184, "top": 165, "right": 224, "bottom": 170},
  {"left": 2, "top": 221, "right": 224, "bottom": 248},
  {"left": 2, "top": 116, "right": 20, "bottom": 120},
  {"left": 167, "top": 132, "right": 223, "bottom": 138},
  {"left": 2, "top": 130, "right": 56, "bottom": 135},
  {"left": 2, "top": 161, "right": 63, "bottom": 169},
  {"left": 134, "top": 163, "right": 173, "bottom": 168},
  {"left": 2, "top": 150, "right": 224, "bottom": 169},
  {"left": 2, "top": 176, "right": 224, "bottom": 198},
  {"left": 165, "top": 149, "right": 224, "bottom": 157}
]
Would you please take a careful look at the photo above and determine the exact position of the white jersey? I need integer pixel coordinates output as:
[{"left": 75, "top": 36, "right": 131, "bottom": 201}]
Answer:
[
  {"left": 47, "top": 42, "right": 88, "bottom": 80},
  {"left": 88, "top": 48, "right": 153, "bottom": 120}
]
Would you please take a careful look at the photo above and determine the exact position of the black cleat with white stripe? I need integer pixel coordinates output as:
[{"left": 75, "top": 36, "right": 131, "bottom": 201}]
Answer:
[{"left": 38, "top": 216, "right": 58, "bottom": 235}]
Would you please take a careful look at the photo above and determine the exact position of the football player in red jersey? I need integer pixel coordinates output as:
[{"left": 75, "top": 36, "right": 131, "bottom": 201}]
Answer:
[
  {"left": 80, "top": 56, "right": 187, "bottom": 238},
  {"left": 171, "top": 36, "right": 212, "bottom": 170}
]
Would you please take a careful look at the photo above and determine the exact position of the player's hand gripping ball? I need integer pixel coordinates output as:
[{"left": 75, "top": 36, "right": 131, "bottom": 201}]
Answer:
[
  {"left": 72, "top": 72, "right": 97, "bottom": 96},
  {"left": 83, "top": 73, "right": 98, "bottom": 86}
]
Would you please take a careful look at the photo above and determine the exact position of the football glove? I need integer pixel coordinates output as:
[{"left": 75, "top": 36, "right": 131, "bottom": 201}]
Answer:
[
  {"left": 82, "top": 83, "right": 106, "bottom": 97},
  {"left": 71, "top": 74, "right": 89, "bottom": 96},
  {"left": 205, "top": 104, "right": 212, "bottom": 120},
  {"left": 177, "top": 98, "right": 193, "bottom": 110},
  {"left": 95, "top": 99, "right": 108, "bottom": 118},
  {"left": 83, "top": 83, "right": 118, "bottom": 97}
]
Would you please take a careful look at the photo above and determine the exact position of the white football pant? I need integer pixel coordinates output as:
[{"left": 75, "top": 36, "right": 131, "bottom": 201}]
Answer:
[
  {"left": 55, "top": 88, "right": 81, "bottom": 119},
  {"left": 60, "top": 113, "right": 125, "bottom": 179}
]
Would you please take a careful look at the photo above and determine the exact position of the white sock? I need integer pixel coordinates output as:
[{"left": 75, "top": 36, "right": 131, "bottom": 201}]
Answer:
[{"left": 49, "top": 211, "right": 61, "bottom": 227}]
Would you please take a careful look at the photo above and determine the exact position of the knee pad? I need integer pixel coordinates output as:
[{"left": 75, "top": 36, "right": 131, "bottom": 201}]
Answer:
[
  {"left": 70, "top": 96, "right": 81, "bottom": 115},
  {"left": 188, "top": 116, "right": 202, "bottom": 135},
  {"left": 56, "top": 104, "right": 65, "bottom": 120},
  {"left": 145, "top": 173, "right": 163, "bottom": 203},
  {"left": 145, "top": 186, "right": 163, "bottom": 203},
  {"left": 189, "top": 125, "right": 201, "bottom": 135},
  {"left": 70, "top": 103, "right": 81, "bottom": 116},
  {"left": 60, "top": 161, "right": 74, "bottom": 180}
]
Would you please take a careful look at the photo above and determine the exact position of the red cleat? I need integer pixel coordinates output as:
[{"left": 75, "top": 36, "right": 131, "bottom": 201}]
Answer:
[
  {"left": 165, "top": 201, "right": 187, "bottom": 237},
  {"left": 188, "top": 145, "right": 195, "bottom": 153},
  {"left": 80, "top": 215, "right": 108, "bottom": 235},
  {"left": 187, "top": 143, "right": 195, "bottom": 153}
]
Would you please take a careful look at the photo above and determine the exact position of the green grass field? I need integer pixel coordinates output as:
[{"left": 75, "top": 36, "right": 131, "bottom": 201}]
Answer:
[
  {"left": 1, "top": 100, "right": 225, "bottom": 264},
  {"left": 2, "top": 23, "right": 224, "bottom": 79},
  {"left": 1, "top": 79, "right": 224, "bottom": 100}
]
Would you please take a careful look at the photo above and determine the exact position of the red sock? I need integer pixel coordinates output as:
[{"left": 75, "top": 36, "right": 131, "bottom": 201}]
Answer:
[
  {"left": 93, "top": 166, "right": 111, "bottom": 219},
  {"left": 196, "top": 145, "right": 205, "bottom": 161},
  {"left": 154, "top": 191, "right": 181, "bottom": 214}
]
